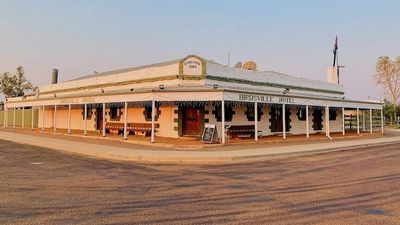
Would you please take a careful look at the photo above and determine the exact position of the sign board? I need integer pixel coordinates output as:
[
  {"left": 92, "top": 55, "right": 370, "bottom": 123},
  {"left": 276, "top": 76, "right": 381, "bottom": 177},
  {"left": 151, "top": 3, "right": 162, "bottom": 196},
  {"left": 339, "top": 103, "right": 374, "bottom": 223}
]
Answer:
[
  {"left": 201, "top": 124, "right": 218, "bottom": 144},
  {"left": 182, "top": 56, "right": 204, "bottom": 76}
]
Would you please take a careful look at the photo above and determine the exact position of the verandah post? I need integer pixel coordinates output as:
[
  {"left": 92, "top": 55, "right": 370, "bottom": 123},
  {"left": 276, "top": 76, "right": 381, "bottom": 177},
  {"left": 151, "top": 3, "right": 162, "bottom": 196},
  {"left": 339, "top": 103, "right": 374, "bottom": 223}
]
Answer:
[
  {"left": 41, "top": 105, "right": 45, "bottom": 131},
  {"left": 102, "top": 103, "right": 106, "bottom": 137},
  {"left": 124, "top": 101, "right": 128, "bottom": 140},
  {"left": 84, "top": 103, "right": 87, "bottom": 136},
  {"left": 53, "top": 105, "right": 57, "bottom": 133},
  {"left": 306, "top": 105, "right": 309, "bottom": 139},
  {"left": 325, "top": 105, "right": 330, "bottom": 137},
  {"left": 356, "top": 108, "right": 360, "bottom": 135},
  {"left": 282, "top": 103, "right": 286, "bottom": 140},
  {"left": 342, "top": 107, "right": 345, "bottom": 135},
  {"left": 370, "top": 108, "right": 373, "bottom": 134},
  {"left": 151, "top": 100, "right": 155, "bottom": 143},
  {"left": 221, "top": 100, "right": 226, "bottom": 144},
  {"left": 254, "top": 102, "right": 258, "bottom": 141},
  {"left": 67, "top": 104, "right": 71, "bottom": 134},
  {"left": 381, "top": 107, "right": 384, "bottom": 134},
  {"left": 362, "top": 110, "right": 365, "bottom": 131}
]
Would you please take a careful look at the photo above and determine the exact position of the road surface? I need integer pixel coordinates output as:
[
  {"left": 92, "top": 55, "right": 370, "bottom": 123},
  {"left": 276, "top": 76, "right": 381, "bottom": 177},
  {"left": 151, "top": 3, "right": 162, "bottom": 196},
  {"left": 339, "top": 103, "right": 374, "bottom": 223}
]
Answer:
[{"left": 1, "top": 140, "right": 399, "bottom": 224}]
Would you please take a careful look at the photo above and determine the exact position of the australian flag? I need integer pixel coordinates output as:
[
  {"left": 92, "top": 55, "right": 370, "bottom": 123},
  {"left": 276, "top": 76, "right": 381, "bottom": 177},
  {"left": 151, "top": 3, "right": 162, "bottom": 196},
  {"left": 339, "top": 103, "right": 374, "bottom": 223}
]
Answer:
[{"left": 333, "top": 36, "right": 338, "bottom": 55}]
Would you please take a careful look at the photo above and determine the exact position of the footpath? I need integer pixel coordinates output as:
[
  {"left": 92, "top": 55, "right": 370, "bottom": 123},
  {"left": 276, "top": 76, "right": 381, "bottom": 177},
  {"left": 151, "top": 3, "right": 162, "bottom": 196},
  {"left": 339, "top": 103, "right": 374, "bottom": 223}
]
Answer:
[{"left": 0, "top": 129, "right": 399, "bottom": 164}]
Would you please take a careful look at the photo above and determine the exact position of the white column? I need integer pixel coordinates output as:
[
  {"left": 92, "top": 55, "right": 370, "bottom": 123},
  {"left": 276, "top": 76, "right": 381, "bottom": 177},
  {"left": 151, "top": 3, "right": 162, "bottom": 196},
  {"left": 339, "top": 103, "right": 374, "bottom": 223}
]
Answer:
[
  {"left": 342, "top": 107, "right": 345, "bottom": 135},
  {"left": 381, "top": 107, "right": 384, "bottom": 134},
  {"left": 362, "top": 110, "right": 366, "bottom": 131},
  {"left": 254, "top": 102, "right": 258, "bottom": 141},
  {"left": 13, "top": 108, "right": 16, "bottom": 128},
  {"left": 306, "top": 105, "right": 309, "bottom": 138},
  {"left": 21, "top": 107, "right": 25, "bottom": 129},
  {"left": 356, "top": 108, "right": 360, "bottom": 135},
  {"left": 325, "top": 105, "right": 330, "bottom": 137},
  {"left": 123, "top": 101, "right": 128, "bottom": 140},
  {"left": 102, "top": 103, "right": 106, "bottom": 137},
  {"left": 41, "top": 106, "right": 45, "bottom": 131},
  {"left": 84, "top": 104, "right": 87, "bottom": 136},
  {"left": 53, "top": 105, "right": 57, "bottom": 132},
  {"left": 282, "top": 104, "right": 286, "bottom": 140},
  {"left": 370, "top": 108, "right": 373, "bottom": 133},
  {"left": 151, "top": 100, "right": 155, "bottom": 143},
  {"left": 221, "top": 100, "right": 226, "bottom": 144},
  {"left": 31, "top": 106, "right": 34, "bottom": 130},
  {"left": 67, "top": 104, "right": 71, "bottom": 134}
]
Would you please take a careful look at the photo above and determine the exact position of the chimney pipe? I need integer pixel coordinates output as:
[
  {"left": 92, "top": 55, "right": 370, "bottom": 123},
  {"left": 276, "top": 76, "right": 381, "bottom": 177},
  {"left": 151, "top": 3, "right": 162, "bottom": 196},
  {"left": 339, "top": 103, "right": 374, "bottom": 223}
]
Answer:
[{"left": 52, "top": 69, "right": 58, "bottom": 84}]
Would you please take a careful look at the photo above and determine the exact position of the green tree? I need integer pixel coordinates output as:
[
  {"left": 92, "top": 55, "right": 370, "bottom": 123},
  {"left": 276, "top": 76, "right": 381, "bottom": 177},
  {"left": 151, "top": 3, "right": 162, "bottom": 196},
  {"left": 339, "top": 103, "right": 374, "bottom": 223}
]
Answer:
[
  {"left": 0, "top": 66, "right": 36, "bottom": 98},
  {"left": 373, "top": 56, "right": 400, "bottom": 123}
]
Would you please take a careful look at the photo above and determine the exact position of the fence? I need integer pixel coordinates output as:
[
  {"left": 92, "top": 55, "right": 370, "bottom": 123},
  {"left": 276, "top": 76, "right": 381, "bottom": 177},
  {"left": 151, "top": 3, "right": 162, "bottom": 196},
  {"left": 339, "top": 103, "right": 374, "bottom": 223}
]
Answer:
[{"left": 0, "top": 109, "right": 39, "bottom": 127}]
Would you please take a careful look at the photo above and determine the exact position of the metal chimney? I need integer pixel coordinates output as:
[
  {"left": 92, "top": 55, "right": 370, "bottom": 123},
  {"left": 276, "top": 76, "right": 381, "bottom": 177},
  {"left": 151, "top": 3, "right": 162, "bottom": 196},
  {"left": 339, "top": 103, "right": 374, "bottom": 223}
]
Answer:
[{"left": 52, "top": 69, "right": 58, "bottom": 84}]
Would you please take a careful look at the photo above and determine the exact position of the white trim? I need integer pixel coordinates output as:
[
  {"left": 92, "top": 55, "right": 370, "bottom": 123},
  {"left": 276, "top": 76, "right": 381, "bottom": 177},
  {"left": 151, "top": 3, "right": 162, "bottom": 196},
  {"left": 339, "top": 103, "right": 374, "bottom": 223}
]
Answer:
[
  {"left": 282, "top": 103, "right": 286, "bottom": 140},
  {"left": 151, "top": 99, "right": 155, "bottom": 143},
  {"left": 102, "top": 103, "right": 106, "bottom": 137},
  {"left": 357, "top": 108, "right": 360, "bottom": 135},
  {"left": 67, "top": 104, "right": 71, "bottom": 134},
  {"left": 84, "top": 103, "right": 87, "bottom": 136},
  {"left": 306, "top": 105, "right": 309, "bottom": 138},
  {"left": 124, "top": 101, "right": 128, "bottom": 140},
  {"left": 254, "top": 102, "right": 258, "bottom": 141},
  {"left": 53, "top": 105, "right": 57, "bottom": 132},
  {"left": 370, "top": 108, "right": 373, "bottom": 133}
]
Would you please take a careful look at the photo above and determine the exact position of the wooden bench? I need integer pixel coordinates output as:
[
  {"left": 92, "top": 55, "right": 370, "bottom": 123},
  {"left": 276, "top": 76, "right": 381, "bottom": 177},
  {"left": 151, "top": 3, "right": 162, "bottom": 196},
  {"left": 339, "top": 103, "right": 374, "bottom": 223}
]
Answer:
[
  {"left": 105, "top": 122, "right": 160, "bottom": 136},
  {"left": 226, "top": 125, "right": 257, "bottom": 138}
]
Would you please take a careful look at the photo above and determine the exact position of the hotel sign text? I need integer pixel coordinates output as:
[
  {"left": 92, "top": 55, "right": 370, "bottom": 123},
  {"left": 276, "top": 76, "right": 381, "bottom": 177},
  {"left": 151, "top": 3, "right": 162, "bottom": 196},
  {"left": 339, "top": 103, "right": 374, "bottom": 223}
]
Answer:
[
  {"left": 60, "top": 97, "right": 95, "bottom": 104},
  {"left": 239, "top": 94, "right": 294, "bottom": 104}
]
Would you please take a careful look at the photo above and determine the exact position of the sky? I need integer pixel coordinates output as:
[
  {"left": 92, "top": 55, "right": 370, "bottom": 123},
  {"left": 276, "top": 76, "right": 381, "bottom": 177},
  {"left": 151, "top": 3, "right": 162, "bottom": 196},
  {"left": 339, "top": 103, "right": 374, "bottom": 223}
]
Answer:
[{"left": 1, "top": 0, "right": 400, "bottom": 101}]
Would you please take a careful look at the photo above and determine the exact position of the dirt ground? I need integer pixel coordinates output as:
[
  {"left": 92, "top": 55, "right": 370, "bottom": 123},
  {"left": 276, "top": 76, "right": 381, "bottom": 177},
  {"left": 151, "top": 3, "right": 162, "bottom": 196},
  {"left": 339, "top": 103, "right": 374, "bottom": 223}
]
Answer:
[{"left": 1, "top": 140, "right": 400, "bottom": 224}]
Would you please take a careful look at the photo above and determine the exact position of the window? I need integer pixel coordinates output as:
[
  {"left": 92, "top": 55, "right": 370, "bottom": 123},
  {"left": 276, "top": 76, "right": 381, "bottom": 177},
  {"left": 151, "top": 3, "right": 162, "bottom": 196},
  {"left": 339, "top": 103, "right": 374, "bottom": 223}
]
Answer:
[
  {"left": 144, "top": 105, "right": 160, "bottom": 121},
  {"left": 214, "top": 105, "right": 234, "bottom": 122},
  {"left": 110, "top": 106, "right": 120, "bottom": 121},
  {"left": 245, "top": 105, "right": 262, "bottom": 121},
  {"left": 329, "top": 109, "right": 337, "bottom": 121},
  {"left": 297, "top": 108, "right": 307, "bottom": 121}
]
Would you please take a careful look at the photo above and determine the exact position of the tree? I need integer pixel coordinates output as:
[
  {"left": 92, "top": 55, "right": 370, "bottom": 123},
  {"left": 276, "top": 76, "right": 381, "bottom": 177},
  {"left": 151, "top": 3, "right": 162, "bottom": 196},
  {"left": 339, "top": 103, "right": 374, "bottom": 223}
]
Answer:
[
  {"left": 0, "top": 66, "right": 36, "bottom": 98},
  {"left": 373, "top": 56, "right": 400, "bottom": 123}
]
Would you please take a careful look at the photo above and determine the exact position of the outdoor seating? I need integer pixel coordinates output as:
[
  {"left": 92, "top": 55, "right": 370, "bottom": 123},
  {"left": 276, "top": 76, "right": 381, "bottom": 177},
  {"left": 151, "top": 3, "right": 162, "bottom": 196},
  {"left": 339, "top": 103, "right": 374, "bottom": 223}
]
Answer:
[{"left": 105, "top": 122, "right": 159, "bottom": 136}]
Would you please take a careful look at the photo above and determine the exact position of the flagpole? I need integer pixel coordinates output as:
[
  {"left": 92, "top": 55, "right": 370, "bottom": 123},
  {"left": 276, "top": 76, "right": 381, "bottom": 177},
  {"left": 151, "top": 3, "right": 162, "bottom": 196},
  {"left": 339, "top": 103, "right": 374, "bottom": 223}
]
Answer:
[{"left": 337, "top": 45, "right": 339, "bottom": 84}]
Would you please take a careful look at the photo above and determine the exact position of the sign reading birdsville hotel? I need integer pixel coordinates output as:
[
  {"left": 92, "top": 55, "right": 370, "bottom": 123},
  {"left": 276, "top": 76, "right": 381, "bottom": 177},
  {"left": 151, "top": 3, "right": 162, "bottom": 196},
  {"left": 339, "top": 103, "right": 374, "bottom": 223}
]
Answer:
[{"left": 239, "top": 94, "right": 294, "bottom": 104}]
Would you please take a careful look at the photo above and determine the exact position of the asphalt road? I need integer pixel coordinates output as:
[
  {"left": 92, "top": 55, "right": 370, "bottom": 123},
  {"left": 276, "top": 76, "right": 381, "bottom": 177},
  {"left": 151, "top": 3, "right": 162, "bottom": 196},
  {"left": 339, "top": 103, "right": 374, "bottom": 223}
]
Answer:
[{"left": 1, "top": 140, "right": 400, "bottom": 225}]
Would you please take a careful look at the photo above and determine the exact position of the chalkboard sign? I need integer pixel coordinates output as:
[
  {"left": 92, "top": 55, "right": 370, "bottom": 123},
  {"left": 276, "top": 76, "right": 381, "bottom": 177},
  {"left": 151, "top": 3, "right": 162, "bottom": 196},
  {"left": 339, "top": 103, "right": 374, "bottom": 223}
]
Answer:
[{"left": 201, "top": 124, "right": 218, "bottom": 144}]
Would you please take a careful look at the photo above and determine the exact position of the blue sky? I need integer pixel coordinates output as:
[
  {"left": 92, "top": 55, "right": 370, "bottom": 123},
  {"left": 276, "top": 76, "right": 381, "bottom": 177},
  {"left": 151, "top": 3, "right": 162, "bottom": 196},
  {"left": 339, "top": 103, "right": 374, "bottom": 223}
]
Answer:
[{"left": 1, "top": 0, "right": 400, "bottom": 100}]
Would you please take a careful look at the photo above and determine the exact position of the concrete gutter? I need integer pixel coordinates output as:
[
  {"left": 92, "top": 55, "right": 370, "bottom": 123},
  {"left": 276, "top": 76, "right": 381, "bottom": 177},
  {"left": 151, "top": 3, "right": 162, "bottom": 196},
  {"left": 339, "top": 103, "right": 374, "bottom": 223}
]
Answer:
[{"left": 0, "top": 130, "right": 399, "bottom": 164}]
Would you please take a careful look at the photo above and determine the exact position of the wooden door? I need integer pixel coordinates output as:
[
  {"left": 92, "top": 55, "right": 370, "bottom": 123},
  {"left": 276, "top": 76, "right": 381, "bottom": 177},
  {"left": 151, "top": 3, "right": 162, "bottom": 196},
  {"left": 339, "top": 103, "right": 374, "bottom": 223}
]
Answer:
[
  {"left": 270, "top": 106, "right": 290, "bottom": 133},
  {"left": 270, "top": 107, "right": 283, "bottom": 132},
  {"left": 313, "top": 108, "right": 323, "bottom": 131},
  {"left": 183, "top": 108, "right": 201, "bottom": 135},
  {"left": 96, "top": 108, "right": 103, "bottom": 131}
]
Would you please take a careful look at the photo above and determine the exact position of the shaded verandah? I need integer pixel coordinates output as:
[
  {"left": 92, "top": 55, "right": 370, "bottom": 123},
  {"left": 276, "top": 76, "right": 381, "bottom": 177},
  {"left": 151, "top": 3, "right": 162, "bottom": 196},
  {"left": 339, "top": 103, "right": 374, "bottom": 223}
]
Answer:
[{"left": 2, "top": 90, "right": 384, "bottom": 144}]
